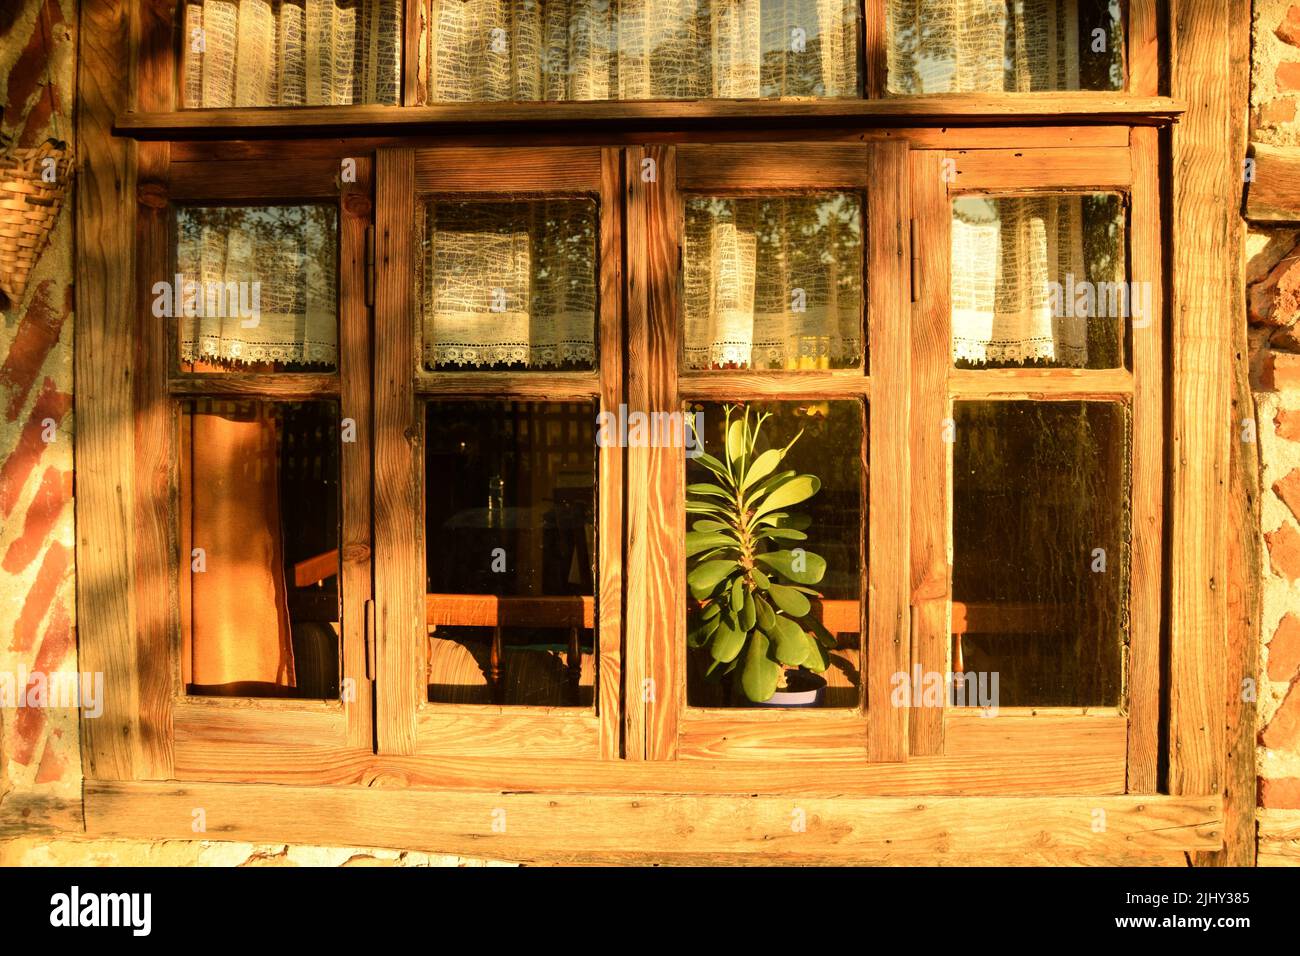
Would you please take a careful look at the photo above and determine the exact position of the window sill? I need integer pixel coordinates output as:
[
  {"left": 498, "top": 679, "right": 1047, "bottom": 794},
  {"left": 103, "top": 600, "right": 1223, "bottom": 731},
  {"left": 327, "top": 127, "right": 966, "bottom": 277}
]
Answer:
[
  {"left": 83, "top": 779, "right": 1221, "bottom": 864},
  {"left": 116, "top": 95, "right": 1184, "bottom": 141}
]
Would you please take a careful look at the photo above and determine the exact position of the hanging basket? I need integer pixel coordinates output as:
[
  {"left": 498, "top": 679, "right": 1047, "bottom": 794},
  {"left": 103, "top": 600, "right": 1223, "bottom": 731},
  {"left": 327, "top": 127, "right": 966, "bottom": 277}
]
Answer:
[{"left": 0, "top": 138, "right": 71, "bottom": 310}]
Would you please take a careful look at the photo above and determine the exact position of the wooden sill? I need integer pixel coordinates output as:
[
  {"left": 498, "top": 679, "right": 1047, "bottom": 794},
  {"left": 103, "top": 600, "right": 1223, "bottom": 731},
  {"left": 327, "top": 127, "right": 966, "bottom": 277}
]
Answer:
[
  {"left": 83, "top": 780, "right": 1221, "bottom": 864},
  {"left": 115, "top": 95, "right": 1185, "bottom": 141}
]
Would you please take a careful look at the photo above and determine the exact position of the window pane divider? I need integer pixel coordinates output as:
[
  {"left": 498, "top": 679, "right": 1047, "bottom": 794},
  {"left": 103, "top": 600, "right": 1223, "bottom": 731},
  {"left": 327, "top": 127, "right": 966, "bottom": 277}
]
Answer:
[
  {"left": 167, "top": 373, "right": 341, "bottom": 399},
  {"left": 414, "top": 372, "right": 600, "bottom": 400},
  {"left": 950, "top": 368, "right": 1134, "bottom": 400},
  {"left": 679, "top": 370, "right": 869, "bottom": 401}
]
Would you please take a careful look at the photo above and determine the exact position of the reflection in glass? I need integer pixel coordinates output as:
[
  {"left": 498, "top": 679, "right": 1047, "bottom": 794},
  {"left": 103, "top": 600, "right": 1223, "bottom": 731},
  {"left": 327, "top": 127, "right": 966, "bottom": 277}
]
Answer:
[
  {"left": 174, "top": 205, "right": 338, "bottom": 372},
  {"left": 425, "top": 402, "right": 597, "bottom": 706},
  {"left": 421, "top": 200, "right": 597, "bottom": 371},
  {"left": 684, "top": 195, "right": 863, "bottom": 370},
  {"left": 182, "top": 0, "right": 403, "bottom": 107},
  {"left": 951, "top": 193, "right": 1127, "bottom": 369},
  {"left": 180, "top": 400, "right": 340, "bottom": 699},
  {"left": 888, "top": 0, "right": 1124, "bottom": 94},
  {"left": 952, "top": 401, "right": 1128, "bottom": 707},
  {"left": 430, "top": 0, "right": 860, "bottom": 102},
  {"left": 685, "top": 400, "right": 863, "bottom": 707}
]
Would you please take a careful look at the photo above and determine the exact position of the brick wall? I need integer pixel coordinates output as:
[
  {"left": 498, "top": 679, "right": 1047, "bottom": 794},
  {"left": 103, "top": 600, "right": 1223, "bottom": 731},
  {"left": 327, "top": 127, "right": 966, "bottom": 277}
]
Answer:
[{"left": 1249, "top": 0, "right": 1300, "bottom": 867}]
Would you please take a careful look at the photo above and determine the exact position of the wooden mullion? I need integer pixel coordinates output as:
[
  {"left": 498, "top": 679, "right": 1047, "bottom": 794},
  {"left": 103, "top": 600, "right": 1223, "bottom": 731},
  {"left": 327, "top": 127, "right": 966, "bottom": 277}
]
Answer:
[
  {"left": 597, "top": 148, "right": 626, "bottom": 759},
  {"left": 404, "top": 0, "right": 425, "bottom": 106},
  {"left": 866, "top": 140, "right": 911, "bottom": 762},
  {"left": 374, "top": 147, "right": 422, "bottom": 755},
  {"left": 679, "top": 371, "right": 869, "bottom": 401},
  {"left": 944, "top": 148, "right": 1133, "bottom": 192},
  {"left": 1128, "top": 0, "right": 1160, "bottom": 97},
  {"left": 415, "top": 372, "right": 599, "bottom": 400},
  {"left": 628, "top": 145, "right": 682, "bottom": 761},
  {"left": 676, "top": 145, "right": 874, "bottom": 190},
  {"left": 950, "top": 368, "right": 1134, "bottom": 400},
  {"left": 864, "top": 0, "right": 886, "bottom": 98},
  {"left": 908, "top": 150, "right": 950, "bottom": 757},
  {"left": 167, "top": 374, "right": 341, "bottom": 399},
  {"left": 1126, "top": 127, "right": 1162, "bottom": 793},
  {"left": 414, "top": 147, "right": 602, "bottom": 193}
]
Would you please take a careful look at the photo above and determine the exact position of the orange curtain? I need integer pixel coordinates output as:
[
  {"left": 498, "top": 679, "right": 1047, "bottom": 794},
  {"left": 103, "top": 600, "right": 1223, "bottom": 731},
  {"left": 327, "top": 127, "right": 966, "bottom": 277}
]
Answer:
[{"left": 182, "top": 401, "right": 297, "bottom": 695}]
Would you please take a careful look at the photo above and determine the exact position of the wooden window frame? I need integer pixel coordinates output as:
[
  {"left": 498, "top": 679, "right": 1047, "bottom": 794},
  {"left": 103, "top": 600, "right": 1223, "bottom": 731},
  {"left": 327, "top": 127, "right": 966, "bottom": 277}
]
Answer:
[
  {"left": 373, "top": 145, "right": 625, "bottom": 760},
  {"left": 71, "top": 0, "right": 1249, "bottom": 863}
]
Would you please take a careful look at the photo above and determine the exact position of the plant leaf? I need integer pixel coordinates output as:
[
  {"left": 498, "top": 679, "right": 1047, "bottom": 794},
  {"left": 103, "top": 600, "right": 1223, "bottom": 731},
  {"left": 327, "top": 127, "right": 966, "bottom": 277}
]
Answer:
[
  {"left": 750, "top": 567, "right": 771, "bottom": 589},
  {"left": 756, "top": 527, "right": 808, "bottom": 542},
  {"left": 753, "top": 593, "right": 776, "bottom": 632},
  {"left": 740, "top": 589, "right": 757, "bottom": 631},
  {"left": 767, "top": 582, "right": 811, "bottom": 617},
  {"left": 708, "top": 610, "right": 747, "bottom": 664},
  {"left": 730, "top": 576, "right": 745, "bottom": 613},
  {"left": 803, "top": 632, "right": 830, "bottom": 672},
  {"left": 726, "top": 418, "right": 746, "bottom": 473},
  {"left": 692, "top": 451, "right": 734, "bottom": 487},
  {"left": 767, "top": 614, "right": 811, "bottom": 667},
  {"left": 688, "top": 559, "right": 739, "bottom": 598},
  {"left": 740, "top": 448, "right": 782, "bottom": 491},
  {"left": 686, "top": 531, "right": 738, "bottom": 557},
  {"left": 687, "top": 615, "right": 719, "bottom": 649},
  {"left": 685, "top": 500, "right": 727, "bottom": 515},
  {"left": 740, "top": 631, "right": 781, "bottom": 702},
  {"left": 751, "top": 475, "right": 820, "bottom": 521},
  {"left": 755, "top": 549, "right": 827, "bottom": 586},
  {"left": 686, "top": 482, "right": 734, "bottom": 500},
  {"left": 692, "top": 519, "right": 731, "bottom": 533}
]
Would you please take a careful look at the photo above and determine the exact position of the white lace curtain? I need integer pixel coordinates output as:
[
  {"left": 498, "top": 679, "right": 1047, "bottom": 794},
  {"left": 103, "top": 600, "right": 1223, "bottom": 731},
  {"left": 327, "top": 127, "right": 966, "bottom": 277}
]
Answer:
[
  {"left": 952, "top": 196, "right": 1090, "bottom": 367},
  {"left": 183, "top": 0, "right": 402, "bottom": 107},
  {"left": 430, "top": 0, "right": 859, "bottom": 101},
  {"left": 422, "top": 201, "right": 598, "bottom": 369},
  {"left": 176, "top": 206, "right": 338, "bottom": 367},
  {"left": 886, "top": 0, "right": 1082, "bottom": 94},
  {"left": 683, "top": 196, "right": 862, "bottom": 370}
]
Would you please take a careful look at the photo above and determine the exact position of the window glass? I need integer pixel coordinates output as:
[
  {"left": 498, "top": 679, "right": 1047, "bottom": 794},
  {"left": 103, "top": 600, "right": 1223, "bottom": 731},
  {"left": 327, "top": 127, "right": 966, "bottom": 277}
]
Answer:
[
  {"left": 173, "top": 205, "right": 338, "bottom": 373},
  {"left": 182, "top": 0, "right": 403, "bottom": 107},
  {"left": 425, "top": 401, "right": 597, "bottom": 706},
  {"left": 887, "top": 0, "right": 1124, "bottom": 94},
  {"left": 685, "top": 400, "right": 863, "bottom": 708},
  {"left": 180, "top": 399, "right": 341, "bottom": 699},
  {"left": 430, "top": 0, "right": 860, "bottom": 101},
  {"left": 952, "top": 400, "right": 1128, "bottom": 707},
  {"left": 684, "top": 194, "right": 863, "bottom": 370},
  {"left": 422, "top": 200, "right": 598, "bottom": 371},
  {"left": 952, "top": 193, "right": 1128, "bottom": 369}
]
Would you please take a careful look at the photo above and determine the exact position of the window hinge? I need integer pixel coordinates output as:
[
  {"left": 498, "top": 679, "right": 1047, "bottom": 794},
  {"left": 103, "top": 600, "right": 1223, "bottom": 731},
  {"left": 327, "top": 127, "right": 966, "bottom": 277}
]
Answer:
[
  {"left": 364, "top": 224, "right": 375, "bottom": 308},
  {"left": 364, "top": 597, "right": 376, "bottom": 680},
  {"left": 909, "top": 217, "right": 919, "bottom": 304}
]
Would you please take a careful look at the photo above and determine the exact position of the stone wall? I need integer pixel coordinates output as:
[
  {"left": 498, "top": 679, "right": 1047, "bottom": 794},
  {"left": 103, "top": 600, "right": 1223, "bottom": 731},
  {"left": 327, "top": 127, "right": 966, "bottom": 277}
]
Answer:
[{"left": 1249, "top": 0, "right": 1300, "bottom": 867}]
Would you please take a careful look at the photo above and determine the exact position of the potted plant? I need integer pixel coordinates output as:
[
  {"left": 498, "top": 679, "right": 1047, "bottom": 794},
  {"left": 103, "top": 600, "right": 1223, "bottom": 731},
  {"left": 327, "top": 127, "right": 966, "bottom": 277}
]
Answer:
[{"left": 686, "top": 404, "right": 836, "bottom": 705}]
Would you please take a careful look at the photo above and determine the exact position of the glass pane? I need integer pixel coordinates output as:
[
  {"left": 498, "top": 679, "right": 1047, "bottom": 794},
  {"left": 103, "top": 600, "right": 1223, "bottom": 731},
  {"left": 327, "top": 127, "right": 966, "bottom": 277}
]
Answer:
[
  {"left": 425, "top": 401, "right": 597, "bottom": 706},
  {"left": 430, "top": 0, "right": 860, "bottom": 102},
  {"left": 952, "top": 193, "right": 1128, "bottom": 369},
  {"left": 173, "top": 205, "right": 338, "bottom": 373},
  {"left": 180, "top": 400, "right": 341, "bottom": 699},
  {"left": 685, "top": 401, "right": 863, "bottom": 708},
  {"left": 887, "top": 0, "right": 1124, "bottom": 94},
  {"left": 182, "top": 1, "right": 403, "bottom": 107},
  {"left": 683, "top": 194, "right": 863, "bottom": 371},
  {"left": 421, "top": 200, "right": 597, "bottom": 371},
  {"left": 952, "top": 401, "right": 1128, "bottom": 708}
]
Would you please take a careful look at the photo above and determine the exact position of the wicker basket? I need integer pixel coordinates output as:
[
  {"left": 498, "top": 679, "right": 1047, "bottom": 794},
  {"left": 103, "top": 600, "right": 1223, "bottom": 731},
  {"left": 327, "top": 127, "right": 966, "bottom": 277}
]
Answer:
[{"left": 0, "top": 139, "right": 71, "bottom": 309}]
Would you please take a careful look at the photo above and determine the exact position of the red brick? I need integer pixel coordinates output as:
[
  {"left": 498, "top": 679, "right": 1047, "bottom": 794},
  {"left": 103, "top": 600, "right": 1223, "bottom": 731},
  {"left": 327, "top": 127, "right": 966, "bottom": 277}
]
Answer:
[
  {"left": 1261, "top": 98, "right": 1299, "bottom": 125},
  {"left": 1250, "top": 249, "right": 1300, "bottom": 327},
  {"left": 9, "top": 541, "right": 69, "bottom": 653},
  {"left": 1280, "top": 5, "right": 1300, "bottom": 48},
  {"left": 1261, "top": 351, "right": 1300, "bottom": 391},
  {"left": 1263, "top": 680, "right": 1300, "bottom": 750},
  {"left": 1, "top": 467, "right": 70, "bottom": 573},
  {"left": 1280, "top": 62, "right": 1300, "bottom": 93},
  {"left": 1270, "top": 614, "right": 1300, "bottom": 683},
  {"left": 1260, "top": 777, "right": 1300, "bottom": 809},
  {"left": 1266, "top": 522, "right": 1300, "bottom": 581},
  {"left": 1275, "top": 468, "right": 1300, "bottom": 524},
  {"left": 0, "top": 280, "right": 70, "bottom": 422},
  {"left": 0, "top": 0, "right": 65, "bottom": 145},
  {"left": 1277, "top": 408, "right": 1300, "bottom": 441},
  {"left": 0, "top": 377, "right": 70, "bottom": 518}
]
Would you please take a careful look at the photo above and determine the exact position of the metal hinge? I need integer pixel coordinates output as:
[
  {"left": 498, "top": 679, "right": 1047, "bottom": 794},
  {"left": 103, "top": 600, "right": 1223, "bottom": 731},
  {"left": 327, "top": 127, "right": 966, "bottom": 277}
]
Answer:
[
  {"left": 364, "top": 598, "right": 376, "bottom": 680},
  {"left": 364, "top": 224, "right": 375, "bottom": 308},
  {"left": 909, "top": 217, "right": 919, "bottom": 304}
]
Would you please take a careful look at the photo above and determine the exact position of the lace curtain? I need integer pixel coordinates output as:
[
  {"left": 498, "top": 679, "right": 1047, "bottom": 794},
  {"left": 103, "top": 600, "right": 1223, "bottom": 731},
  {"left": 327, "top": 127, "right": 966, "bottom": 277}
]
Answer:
[
  {"left": 430, "top": 0, "right": 859, "bottom": 101},
  {"left": 422, "top": 201, "right": 598, "bottom": 369},
  {"left": 176, "top": 206, "right": 338, "bottom": 368},
  {"left": 183, "top": 0, "right": 402, "bottom": 107},
  {"left": 886, "top": 0, "right": 1082, "bottom": 94},
  {"left": 952, "top": 196, "right": 1089, "bottom": 367}
]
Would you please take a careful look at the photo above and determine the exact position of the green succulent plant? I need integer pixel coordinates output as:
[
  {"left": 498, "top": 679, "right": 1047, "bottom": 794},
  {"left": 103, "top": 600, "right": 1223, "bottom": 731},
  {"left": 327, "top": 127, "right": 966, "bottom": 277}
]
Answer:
[{"left": 686, "top": 404, "right": 836, "bottom": 703}]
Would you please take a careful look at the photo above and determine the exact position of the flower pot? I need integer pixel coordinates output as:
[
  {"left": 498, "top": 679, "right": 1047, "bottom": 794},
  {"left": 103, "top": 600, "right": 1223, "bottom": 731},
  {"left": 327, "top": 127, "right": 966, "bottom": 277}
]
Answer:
[{"left": 756, "top": 670, "right": 827, "bottom": 708}]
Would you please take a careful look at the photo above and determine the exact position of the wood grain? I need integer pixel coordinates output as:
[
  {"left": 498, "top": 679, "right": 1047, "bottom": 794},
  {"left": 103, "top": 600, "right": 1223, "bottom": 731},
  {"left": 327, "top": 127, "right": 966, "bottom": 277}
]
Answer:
[
  {"left": 679, "top": 370, "right": 869, "bottom": 400},
  {"left": 85, "top": 781, "right": 1222, "bottom": 863},
  {"left": 944, "top": 147, "right": 1132, "bottom": 191},
  {"left": 414, "top": 709, "right": 600, "bottom": 758},
  {"left": 415, "top": 372, "right": 599, "bottom": 400},
  {"left": 374, "top": 148, "right": 421, "bottom": 754},
  {"left": 677, "top": 144, "right": 872, "bottom": 190},
  {"left": 1168, "top": 0, "right": 1230, "bottom": 801},
  {"left": 1129, "top": 0, "right": 1161, "bottom": 97},
  {"left": 168, "top": 159, "right": 345, "bottom": 201},
  {"left": 1245, "top": 143, "right": 1300, "bottom": 223},
  {"left": 413, "top": 147, "right": 602, "bottom": 192},
  {"left": 908, "top": 150, "right": 951, "bottom": 757},
  {"left": 866, "top": 140, "right": 911, "bottom": 762},
  {"left": 950, "top": 367, "right": 1133, "bottom": 399}
]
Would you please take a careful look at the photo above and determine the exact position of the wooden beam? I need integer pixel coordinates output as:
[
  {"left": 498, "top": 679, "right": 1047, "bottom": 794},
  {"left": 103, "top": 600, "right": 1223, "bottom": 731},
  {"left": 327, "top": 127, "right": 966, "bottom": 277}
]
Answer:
[
  {"left": 115, "top": 96, "right": 1186, "bottom": 141},
  {"left": 84, "top": 780, "right": 1223, "bottom": 863},
  {"left": 1168, "top": 0, "right": 1231, "bottom": 803},
  {"left": 1245, "top": 143, "right": 1300, "bottom": 222}
]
